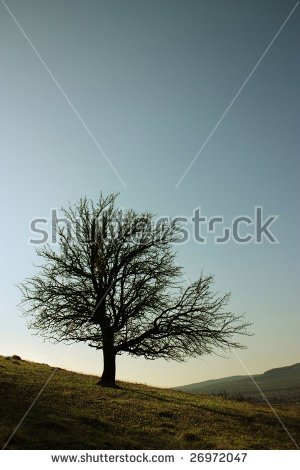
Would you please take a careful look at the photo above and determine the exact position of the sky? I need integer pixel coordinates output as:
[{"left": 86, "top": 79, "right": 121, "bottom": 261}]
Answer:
[{"left": 0, "top": 0, "right": 299, "bottom": 388}]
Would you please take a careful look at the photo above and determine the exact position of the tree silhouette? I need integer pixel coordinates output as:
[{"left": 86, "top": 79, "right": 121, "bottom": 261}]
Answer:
[{"left": 20, "top": 193, "right": 251, "bottom": 387}]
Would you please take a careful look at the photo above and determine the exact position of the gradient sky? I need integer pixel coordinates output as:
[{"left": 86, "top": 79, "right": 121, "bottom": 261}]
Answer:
[{"left": 0, "top": 0, "right": 299, "bottom": 387}]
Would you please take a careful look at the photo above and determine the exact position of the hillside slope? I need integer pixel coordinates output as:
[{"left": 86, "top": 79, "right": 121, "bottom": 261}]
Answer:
[
  {"left": 0, "top": 355, "right": 299, "bottom": 449},
  {"left": 173, "top": 363, "right": 300, "bottom": 403}
]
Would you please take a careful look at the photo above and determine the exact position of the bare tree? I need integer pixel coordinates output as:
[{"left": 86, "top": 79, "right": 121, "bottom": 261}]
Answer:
[{"left": 20, "top": 193, "right": 251, "bottom": 387}]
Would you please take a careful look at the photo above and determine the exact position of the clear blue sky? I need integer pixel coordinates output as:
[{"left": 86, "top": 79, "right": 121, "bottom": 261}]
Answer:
[{"left": 0, "top": 0, "right": 299, "bottom": 387}]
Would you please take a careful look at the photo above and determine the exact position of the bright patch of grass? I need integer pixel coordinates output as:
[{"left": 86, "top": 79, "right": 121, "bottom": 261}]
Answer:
[{"left": 0, "top": 355, "right": 299, "bottom": 449}]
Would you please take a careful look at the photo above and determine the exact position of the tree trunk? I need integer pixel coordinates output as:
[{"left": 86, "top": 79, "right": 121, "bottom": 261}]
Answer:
[{"left": 99, "top": 345, "right": 116, "bottom": 387}]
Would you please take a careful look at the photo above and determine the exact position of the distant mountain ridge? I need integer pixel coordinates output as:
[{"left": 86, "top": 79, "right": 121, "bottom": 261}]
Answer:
[{"left": 172, "top": 363, "right": 300, "bottom": 403}]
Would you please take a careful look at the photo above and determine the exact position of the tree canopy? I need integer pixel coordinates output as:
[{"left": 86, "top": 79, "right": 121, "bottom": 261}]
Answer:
[{"left": 20, "top": 193, "right": 251, "bottom": 387}]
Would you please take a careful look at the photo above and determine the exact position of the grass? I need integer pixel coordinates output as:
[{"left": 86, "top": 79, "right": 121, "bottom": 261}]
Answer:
[{"left": 0, "top": 355, "right": 299, "bottom": 450}]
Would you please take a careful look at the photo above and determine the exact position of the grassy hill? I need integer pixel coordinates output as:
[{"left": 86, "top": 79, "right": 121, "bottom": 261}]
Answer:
[
  {"left": 0, "top": 355, "right": 299, "bottom": 450},
  {"left": 173, "top": 363, "right": 300, "bottom": 404}
]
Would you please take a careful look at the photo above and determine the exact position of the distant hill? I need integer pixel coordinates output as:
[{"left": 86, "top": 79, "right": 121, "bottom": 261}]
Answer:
[
  {"left": 0, "top": 355, "right": 299, "bottom": 449},
  {"left": 173, "top": 363, "right": 300, "bottom": 404}
]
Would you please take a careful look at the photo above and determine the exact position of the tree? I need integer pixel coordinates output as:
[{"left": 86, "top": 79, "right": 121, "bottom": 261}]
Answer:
[{"left": 20, "top": 193, "right": 251, "bottom": 387}]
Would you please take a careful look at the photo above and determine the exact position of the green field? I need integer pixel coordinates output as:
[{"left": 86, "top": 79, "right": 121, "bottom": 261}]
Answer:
[{"left": 0, "top": 355, "right": 299, "bottom": 450}]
